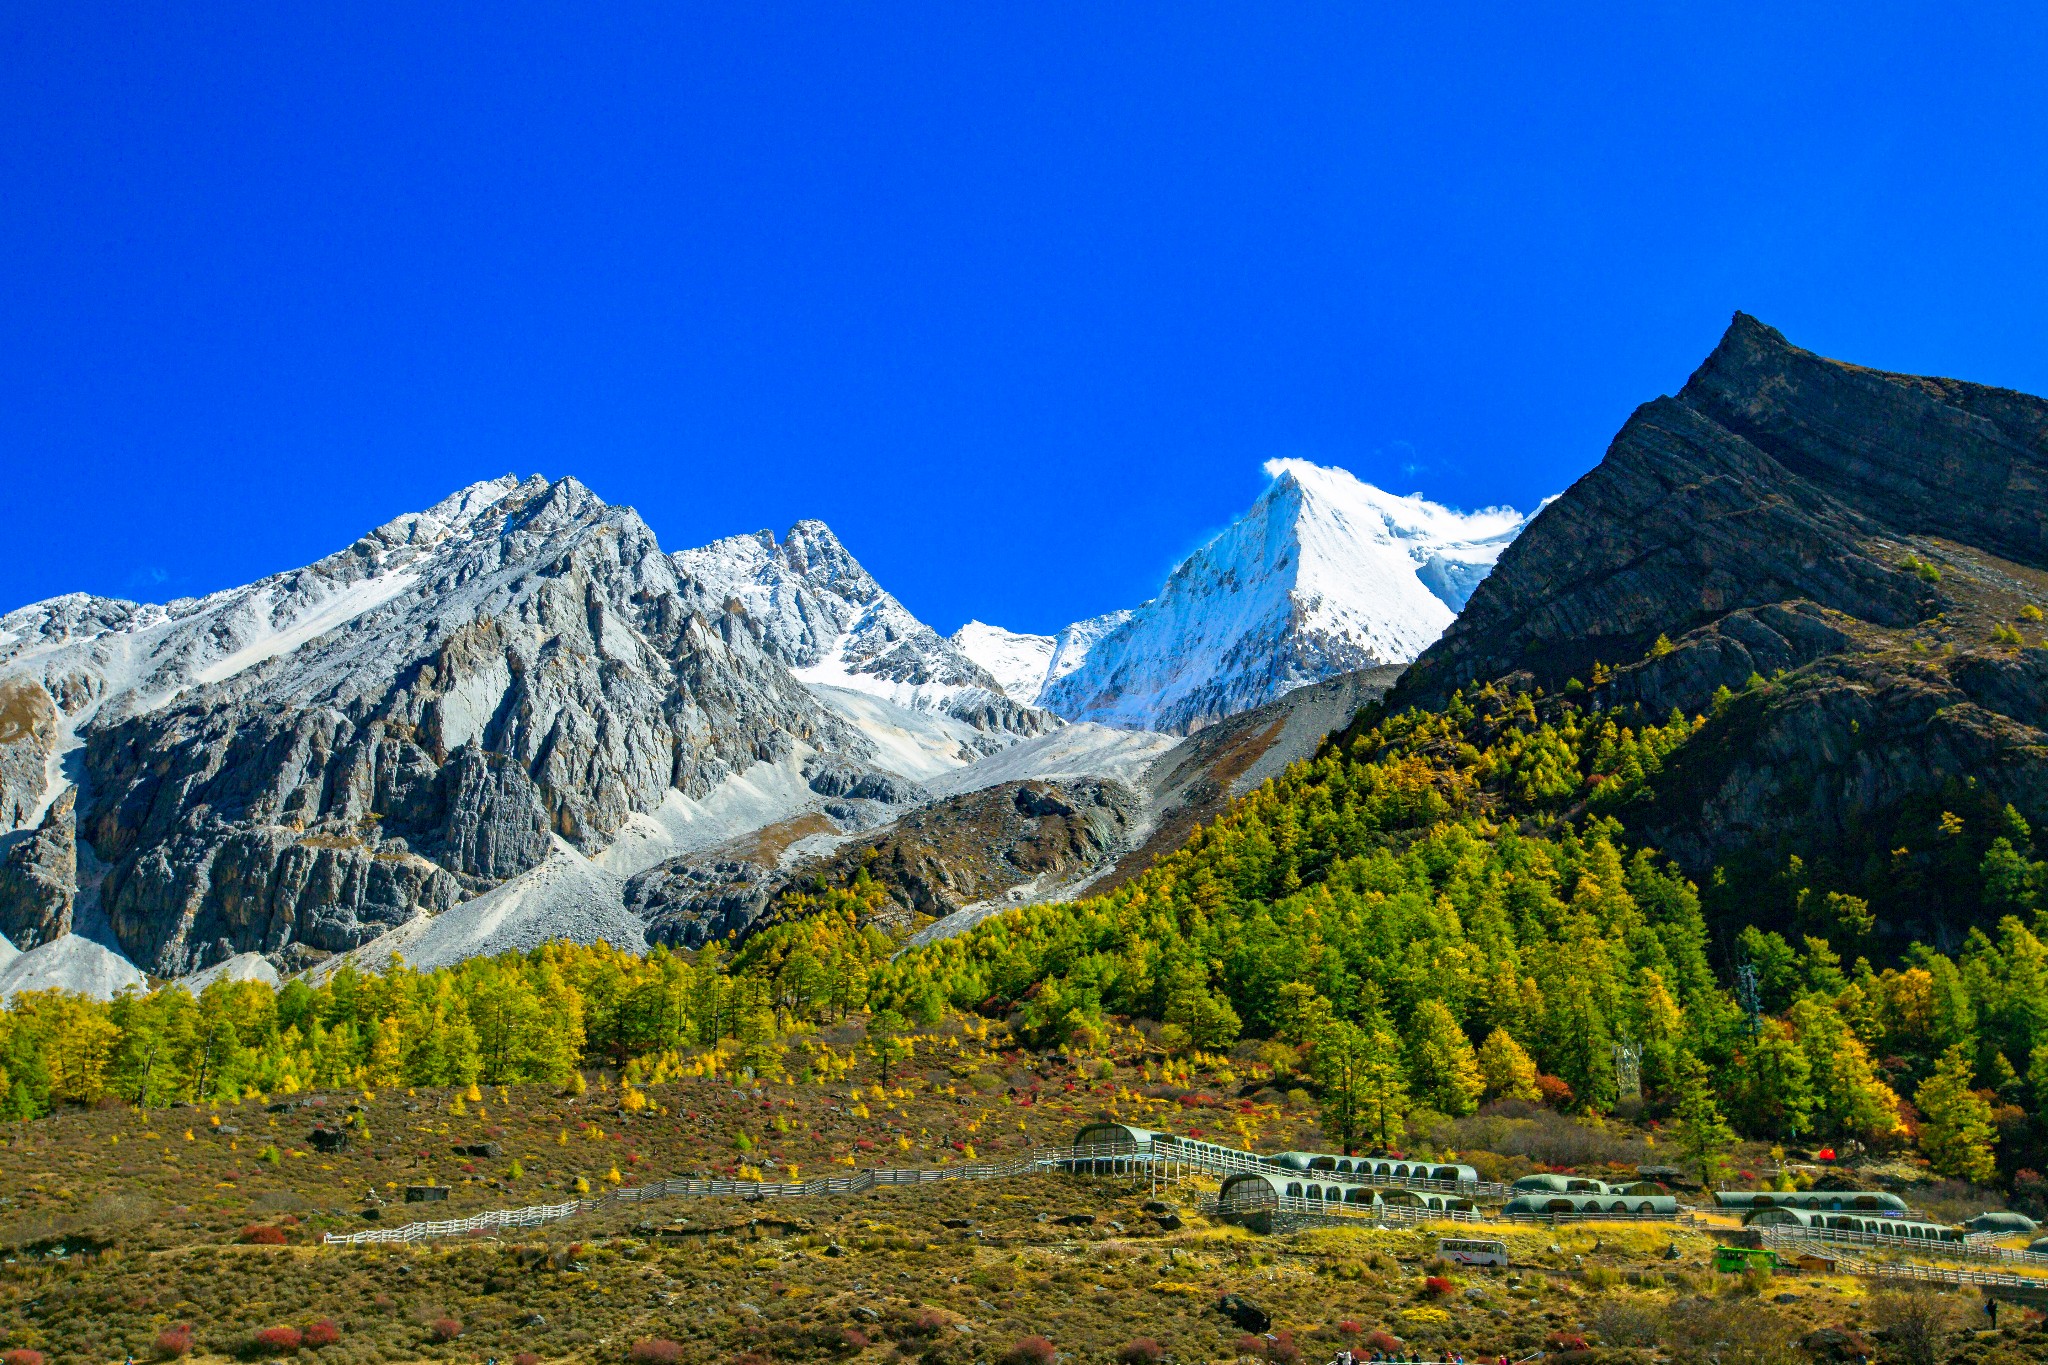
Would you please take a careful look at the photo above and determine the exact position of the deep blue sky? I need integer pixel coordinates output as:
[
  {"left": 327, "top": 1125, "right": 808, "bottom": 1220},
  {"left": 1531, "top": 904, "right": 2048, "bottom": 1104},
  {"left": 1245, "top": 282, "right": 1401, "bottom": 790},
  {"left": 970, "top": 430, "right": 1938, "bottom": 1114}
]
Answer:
[{"left": 5, "top": 5, "right": 2046, "bottom": 635}]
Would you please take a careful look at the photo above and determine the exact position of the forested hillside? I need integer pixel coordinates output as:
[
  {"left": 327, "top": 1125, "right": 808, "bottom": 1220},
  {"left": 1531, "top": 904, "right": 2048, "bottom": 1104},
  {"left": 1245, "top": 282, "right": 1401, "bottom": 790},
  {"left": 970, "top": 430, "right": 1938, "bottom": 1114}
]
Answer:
[{"left": 9, "top": 672, "right": 2046, "bottom": 1203}]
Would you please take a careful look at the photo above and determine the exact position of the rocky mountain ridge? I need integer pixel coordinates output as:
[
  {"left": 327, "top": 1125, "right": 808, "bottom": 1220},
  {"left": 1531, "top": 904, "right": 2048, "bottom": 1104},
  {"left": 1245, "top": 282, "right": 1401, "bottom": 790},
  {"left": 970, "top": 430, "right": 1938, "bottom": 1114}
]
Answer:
[
  {"left": 1388, "top": 313, "right": 2048, "bottom": 948},
  {"left": 0, "top": 470, "right": 1414, "bottom": 992}
]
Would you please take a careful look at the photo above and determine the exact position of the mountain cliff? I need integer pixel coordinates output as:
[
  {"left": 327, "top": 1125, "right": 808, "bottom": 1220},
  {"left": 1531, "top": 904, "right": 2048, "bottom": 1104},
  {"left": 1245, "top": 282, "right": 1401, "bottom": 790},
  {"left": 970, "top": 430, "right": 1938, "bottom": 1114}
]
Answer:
[
  {"left": 1388, "top": 313, "right": 2048, "bottom": 948},
  {"left": 0, "top": 476, "right": 878, "bottom": 975}
]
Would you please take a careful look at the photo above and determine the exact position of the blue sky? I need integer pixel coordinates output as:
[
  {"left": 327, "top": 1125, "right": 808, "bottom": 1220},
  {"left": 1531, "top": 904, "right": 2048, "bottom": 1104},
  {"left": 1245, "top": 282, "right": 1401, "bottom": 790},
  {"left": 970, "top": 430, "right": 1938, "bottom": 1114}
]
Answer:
[{"left": 4, "top": 5, "right": 2045, "bottom": 635}]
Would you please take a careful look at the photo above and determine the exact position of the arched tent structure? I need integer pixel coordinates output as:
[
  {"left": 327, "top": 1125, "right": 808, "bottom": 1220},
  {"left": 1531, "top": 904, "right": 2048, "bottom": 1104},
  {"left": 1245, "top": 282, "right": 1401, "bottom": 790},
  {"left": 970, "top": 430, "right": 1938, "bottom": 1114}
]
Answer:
[
  {"left": 1510, "top": 1174, "right": 1617, "bottom": 1196},
  {"left": 1273, "top": 1152, "right": 1480, "bottom": 1184},
  {"left": 1744, "top": 1207, "right": 1964, "bottom": 1244},
  {"left": 1966, "top": 1211, "right": 2038, "bottom": 1235},
  {"left": 1713, "top": 1190, "right": 1909, "bottom": 1214},
  {"left": 1072, "top": 1122, "right": 1154, "bottom": 1151},
  {"left": 1502, "top": 1192, "right": 1677, "bottom": 1218},
  {"left": 1217, "top": 1172, "right": 1474, "bottom": 1216}
]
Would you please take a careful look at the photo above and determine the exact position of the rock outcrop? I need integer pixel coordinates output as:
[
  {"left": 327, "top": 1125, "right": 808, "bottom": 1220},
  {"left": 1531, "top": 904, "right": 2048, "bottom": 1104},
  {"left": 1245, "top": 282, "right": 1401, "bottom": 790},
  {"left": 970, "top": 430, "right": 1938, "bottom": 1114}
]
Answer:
[
  {"left": 1, "top": 475, "right": 875, "bottom": 975},
  {"left": 1388, "top": 314, "right": 2048, "bottom": 945},
  {"left": 0, "top": 786, "right": 76, "bottom": 949}
]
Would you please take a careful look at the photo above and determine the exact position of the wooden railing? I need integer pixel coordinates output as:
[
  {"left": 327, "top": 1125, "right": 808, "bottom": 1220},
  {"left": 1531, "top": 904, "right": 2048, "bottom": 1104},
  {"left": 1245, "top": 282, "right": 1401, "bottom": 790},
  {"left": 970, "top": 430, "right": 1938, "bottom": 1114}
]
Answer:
[{"left": 326, "top": 1152, "right": 1060, "bottom": 1245}]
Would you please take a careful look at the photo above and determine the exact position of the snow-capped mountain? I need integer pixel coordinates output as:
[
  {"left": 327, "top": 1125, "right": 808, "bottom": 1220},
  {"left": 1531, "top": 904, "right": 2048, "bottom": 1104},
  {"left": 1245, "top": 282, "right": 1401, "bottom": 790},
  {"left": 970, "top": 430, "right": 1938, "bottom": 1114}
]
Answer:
[
  {"left": 1034, "top": 460, "right": 1529, "bottom": 733},
  {"left": 675, "top": 521, "right": 1048, "bottom": 744},
  {"left": 0, "top": 480, "right": 1106, "bottom": 994},
  {"left": 0, "top": 460, "right": 1519, "bottom": 994},
  {"left": 948, "top": 610, "right": 1133, "bottom": 706},
  {"left": 0, "top": 476, "right": 902, "bottom": 981}
]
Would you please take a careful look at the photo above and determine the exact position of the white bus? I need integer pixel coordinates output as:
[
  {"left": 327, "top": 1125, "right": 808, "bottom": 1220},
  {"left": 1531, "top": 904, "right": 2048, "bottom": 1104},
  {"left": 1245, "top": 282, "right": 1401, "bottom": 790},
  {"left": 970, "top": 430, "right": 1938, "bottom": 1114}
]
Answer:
[{"left": 1437, "top": 1237, "right": 1509, "bottom": 1266}]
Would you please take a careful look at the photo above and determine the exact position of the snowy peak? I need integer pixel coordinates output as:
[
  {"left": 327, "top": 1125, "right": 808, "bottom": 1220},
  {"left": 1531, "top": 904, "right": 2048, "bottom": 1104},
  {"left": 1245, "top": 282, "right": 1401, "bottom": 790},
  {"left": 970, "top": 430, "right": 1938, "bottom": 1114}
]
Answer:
[
  {"left": 949, "top": 622, "right": 1056, "bottom": 703},
  {"left": 1037, "top": 459, "right": 1531, "bottom": 733},
  {"left": 676, "top": 521, "right": 1051, "bottom": 745},
  {"left": 950, "top": 611, "right": 1136, "bottom": 706}
]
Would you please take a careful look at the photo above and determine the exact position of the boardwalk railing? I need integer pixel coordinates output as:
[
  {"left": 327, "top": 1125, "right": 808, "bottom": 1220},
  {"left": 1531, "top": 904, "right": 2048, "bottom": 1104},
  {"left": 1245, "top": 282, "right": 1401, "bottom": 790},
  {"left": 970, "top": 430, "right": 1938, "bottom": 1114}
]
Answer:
[
  {"left": 327, "top": 1137, "right": 1512, "bottom": 1247},
  {"left": 327, "top": 1153, "right": 1061, "bottom": 1245},
  {"left": 1499, "top": 1207, "right": 1689, "bottom": 1226},
  {"left": 1767, "top": 1237, "right": 2048, "bottom": 1295},
  {"left": 1759, "top": 1223, "right": 2047, "bottom": 1268}
]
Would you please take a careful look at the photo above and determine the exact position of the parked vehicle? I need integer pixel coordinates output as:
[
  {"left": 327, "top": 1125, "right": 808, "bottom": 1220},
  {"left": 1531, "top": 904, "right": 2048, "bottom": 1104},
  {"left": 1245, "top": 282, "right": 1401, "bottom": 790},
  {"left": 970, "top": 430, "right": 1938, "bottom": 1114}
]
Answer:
[{"left": 1437, "top": 1237, "right": 1509, "bottom": 1266}]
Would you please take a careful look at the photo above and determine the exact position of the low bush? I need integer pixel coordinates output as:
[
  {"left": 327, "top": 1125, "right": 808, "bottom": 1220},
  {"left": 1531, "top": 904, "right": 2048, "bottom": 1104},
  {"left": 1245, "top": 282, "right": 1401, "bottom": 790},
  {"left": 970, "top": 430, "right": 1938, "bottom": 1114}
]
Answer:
[
  {"left": 239, "top": 1225, "right": 289, "bottom": 1245},
  {"left": 303, "top": 1319, "right": 341, "bottom": 1347},
  {"left": 1363, "top": 1331, "right": 1402, "bottom": 1354},
  {"left": 153, "top": 1325, "right": 194, "bottom": 1359},
  {"left": 513, "top": 1355, "right": 540, "bottom": 1365},
  {"left": 838, "top": 1327, "right": 872, "bottom": 1352},
  {"left": 2, "top": 1350, "right": 47, "bottom": 1365},
  {"left": 1265, "top": 1331, "right": 1300, "bottom": 1365},
  {"left": 1544, "top": 1332, "right": 1589, "bottom": 1352},
  {"left": 1004, "top": 1336, "right": 1057, "bottom": 1365},
  {"left": 1333, "top": 1320, "right": 1362, "bottom": 1340},
  {"left": 429, "top": 1318, "right": 464, "bottom": 1343},
  {"left": 252, "top": 1326, "right": 303, "bottom": 1354},
  {"left": 1421, "top": 1276, "right": 1453, "bottom": 1299},
  {"left": 627, "top": 1341, "right": 685, "bottom": 1364},
  {"left": 1118, "top": 1338, "right": 1164, "bottom": 1365}
]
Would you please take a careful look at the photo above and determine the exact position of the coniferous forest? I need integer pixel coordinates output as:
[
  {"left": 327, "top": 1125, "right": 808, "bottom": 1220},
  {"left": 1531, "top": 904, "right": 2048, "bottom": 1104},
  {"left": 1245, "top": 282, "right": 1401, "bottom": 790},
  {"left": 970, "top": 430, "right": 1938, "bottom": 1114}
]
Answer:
[{"left": 8, "top": 675, "right": 2043, "bottom": 1205}]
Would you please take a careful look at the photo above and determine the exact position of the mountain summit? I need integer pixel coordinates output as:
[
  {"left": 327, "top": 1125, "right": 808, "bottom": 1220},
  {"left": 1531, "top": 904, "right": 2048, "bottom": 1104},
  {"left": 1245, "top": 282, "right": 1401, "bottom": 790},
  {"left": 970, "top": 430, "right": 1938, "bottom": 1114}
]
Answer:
[
  {"left": 966, "top": 461, "right": 1528, "bottom": 733},
  {"left": 1388, "top": 313, "right": 2048, "bottom": 949}
]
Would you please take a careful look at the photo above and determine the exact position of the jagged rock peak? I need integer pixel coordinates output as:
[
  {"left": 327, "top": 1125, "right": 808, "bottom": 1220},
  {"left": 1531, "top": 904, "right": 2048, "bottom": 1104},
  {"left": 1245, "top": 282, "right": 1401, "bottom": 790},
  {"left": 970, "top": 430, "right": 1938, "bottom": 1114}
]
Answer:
[
  {"left": 675, "top": 519, "right": 1051, "bottom": 739},
  {"left": 1392, "top": 311, "right": 2048, "bottom": 711}
]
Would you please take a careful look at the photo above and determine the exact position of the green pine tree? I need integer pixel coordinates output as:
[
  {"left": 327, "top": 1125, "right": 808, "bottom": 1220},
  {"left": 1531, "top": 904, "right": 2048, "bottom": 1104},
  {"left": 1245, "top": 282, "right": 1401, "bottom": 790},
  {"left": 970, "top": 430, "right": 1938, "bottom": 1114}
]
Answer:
[
  {"left": 1914, "top": 1043, "right": 1997, "bottom": 1183},
  {"left": 1673, "top": 1051, "right": 1737, "bottom": 1186}
]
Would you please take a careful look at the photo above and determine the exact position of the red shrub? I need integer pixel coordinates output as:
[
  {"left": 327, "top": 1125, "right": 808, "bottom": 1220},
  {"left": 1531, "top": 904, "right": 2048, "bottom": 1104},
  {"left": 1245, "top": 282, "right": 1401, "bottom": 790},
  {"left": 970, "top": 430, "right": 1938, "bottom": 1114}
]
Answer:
[
  {"left": 153, "top": 1325, "right": 195, "bottom": 1358},
  {"left": 1364, "top": 1331, "right": 1402, "bottom": 1354},
  {"left": 512, "top": 1355, "right": 540, "bottom": 1365},
  {"left": 627, "top": 1341, "right": 685, "bottom": 1364},
  {"left": 838, "top": 1327, "right": 872, "bottom": 1352},
  {"left": 1333, "top": 1321, "right": 1363, "bottom": 1340},
  {"left": 1534, "top": 1074, "right": 1574, "bottom": 1108},
  {"left": 1004, "top": 1337, "right": 1057, "bottom": 1365},
  {"left": 1119, "top": 1339, "right": 1164, "bottom": 1365},
  {"left": 1266, "top": 1331, "right": 1300, "bottom": 1365},
  {"left": 252, "top": 1326, "right": 303, "bottom": 1354},
  {"left": 429, "top": 1318, "right": 464, "bottom": 1343},
  {"left": 1421, "top": 1275, "right": 1453, "bottom": 1298},
  {"left": 3, "top": 1351, "right": 47, "bottom": 1365},
  {"left": 303, "top": 1319, "right": 341, "bottom": 1346},
  {"left": 905, "top": 1309, "right": 948, "bottom": 1337},
  {"left": 240, "top": 1224, "right": 289, "bottom": 1245},
  {"left": 1237, "top": 1336, "right": 1265, "bottom": 1359},
  {"left": 1545, "top": 1332, "right": 1590, "bottom": 1351},
  {"left": 855, "top": 1138, "right": 877, "bottom": 1151}
]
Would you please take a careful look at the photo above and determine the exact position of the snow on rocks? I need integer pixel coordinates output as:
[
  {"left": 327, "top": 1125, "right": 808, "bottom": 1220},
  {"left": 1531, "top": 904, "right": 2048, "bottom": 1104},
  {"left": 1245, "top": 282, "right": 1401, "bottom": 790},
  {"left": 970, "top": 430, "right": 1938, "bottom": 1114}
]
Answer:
[
  {"left": 177, "top": 951, "right": 282, "bottom": 993},
  {"left": 0, "top": 932, "right": 147, "bottom": 1002},
  {"left": 1037, "top": 460, "right": 1531, "bottom": 733},
  {"left": 329, "top": 844, "right": 644, "bottom": 977}
]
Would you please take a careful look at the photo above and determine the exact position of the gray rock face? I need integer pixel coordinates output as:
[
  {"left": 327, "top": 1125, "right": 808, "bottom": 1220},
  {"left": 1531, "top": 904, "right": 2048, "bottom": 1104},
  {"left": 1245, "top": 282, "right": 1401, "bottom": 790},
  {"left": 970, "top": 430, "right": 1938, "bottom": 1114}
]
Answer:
[
  {"left": 625, "top": 858, "right": 783, "bottom": 949},
  {"left": 676, "top": 520, "right": 1054, "bottom": 739},
  {"left": 1385, "top": 313, "right": 2048, "bottom": 947},
  {"left": 0, "top": 786, "right": 76, "bottom": 949},
  {"left": 1393, "top": 313, "right": 2037, "bottom": 710},
  {"left": 3, "top": 475, "right": 876, "bottom": 975},
  {"left": 625, "top": 776, "right": 1145, "bottom": 947},
  {"left": 0, "top": 677, "right": 65, "bottom": 834}
]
